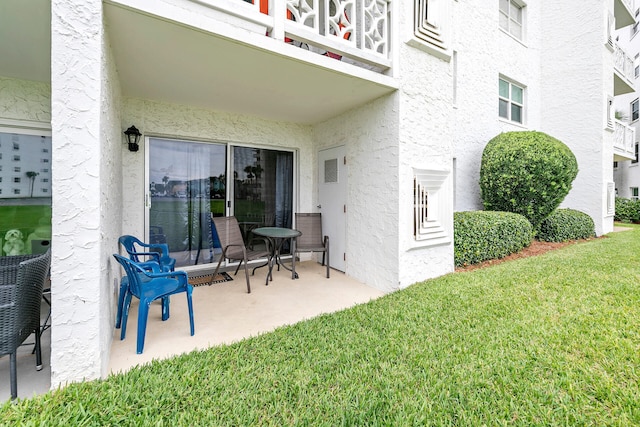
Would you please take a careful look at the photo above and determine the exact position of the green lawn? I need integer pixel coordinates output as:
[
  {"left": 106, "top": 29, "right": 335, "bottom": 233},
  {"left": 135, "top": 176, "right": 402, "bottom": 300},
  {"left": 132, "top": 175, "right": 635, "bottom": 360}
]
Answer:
[
  {"left": 0, "top": 204, "right": 51, "bottom": 238},
  {"left": 2, "top": 225, "right": 640, "bottom": 425}
]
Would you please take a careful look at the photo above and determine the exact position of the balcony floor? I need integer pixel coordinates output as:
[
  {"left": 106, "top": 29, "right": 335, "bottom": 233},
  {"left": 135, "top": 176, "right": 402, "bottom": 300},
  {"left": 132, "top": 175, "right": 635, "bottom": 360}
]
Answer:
[{"left": 1, "top": 261, "right": 385, "bottom": 401}]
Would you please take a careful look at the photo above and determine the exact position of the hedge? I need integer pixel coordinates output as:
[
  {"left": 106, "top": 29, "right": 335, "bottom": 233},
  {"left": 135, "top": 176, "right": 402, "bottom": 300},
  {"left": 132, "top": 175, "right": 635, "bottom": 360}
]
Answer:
[
  {"left": 454, "top": 211, "right": 534, "bottom": 267},
  {"left": 536, "top": 209, "right": 595, "bottom": 242},
  {"left": 614, "top": 197, "right": 640, "bottom": 223}
]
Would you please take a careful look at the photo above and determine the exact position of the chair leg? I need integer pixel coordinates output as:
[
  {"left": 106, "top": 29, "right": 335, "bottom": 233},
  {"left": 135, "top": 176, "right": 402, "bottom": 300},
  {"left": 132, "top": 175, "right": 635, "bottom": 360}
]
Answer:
[
  {"left": 326, "top": 247, "right": 330, "bottom": 279},
  {"left": 121, "top": 292, "right": 133, "bottom": 340},
  {"left": 35, "top": 327, "right": 43, "bottom": 371},
  {"left": 10, "top": 352, "right": 17, "bottom": 400},
  {"left": 161, "top": 296, "right": 170, "bottom": 321},
  {"left": 136, "top": 299, "right": 152, "bottom": 354},
  {"left": 242, "top": 258, "right": 251, "bottom": 293},
  {"left": 115, "top": 277, "right": 129, "bottom": 328},
  {"left": 186, "top": 287, "right": 195, "bottom": 336}
]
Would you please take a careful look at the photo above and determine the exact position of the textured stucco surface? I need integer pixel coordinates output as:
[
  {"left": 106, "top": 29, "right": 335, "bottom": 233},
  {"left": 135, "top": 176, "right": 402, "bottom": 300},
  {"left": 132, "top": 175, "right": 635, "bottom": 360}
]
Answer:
[
  {"left": 314, "top": 95, "right": 402, "bottom": 292},
  {"left": 121, "top": 98, "right": 314, "bottom": 238},
  {"left": 50, "top": 0, "right": 112, "bottom": 387},
  {"left": 540, "top": 1, "right": 613, "bottom": 235},
  {"left": 452, "top": 1, "right": 542, "bottom": 212},
  {"left": 0, "top": 77, "right": 51, "bottom": 123}
]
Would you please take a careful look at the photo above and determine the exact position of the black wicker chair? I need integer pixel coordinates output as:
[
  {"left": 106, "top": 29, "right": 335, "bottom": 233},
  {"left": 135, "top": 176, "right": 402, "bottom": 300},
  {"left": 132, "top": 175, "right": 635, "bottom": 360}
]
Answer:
[{"left": 0, "top": 250, "right": 51, "bottom": 400}]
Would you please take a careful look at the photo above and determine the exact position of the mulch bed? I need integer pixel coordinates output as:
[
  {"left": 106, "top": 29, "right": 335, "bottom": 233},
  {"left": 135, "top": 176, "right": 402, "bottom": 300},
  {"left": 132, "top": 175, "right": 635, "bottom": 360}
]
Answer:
[{"left": 455, "top": 237, "right": 601, "bottom": 272}]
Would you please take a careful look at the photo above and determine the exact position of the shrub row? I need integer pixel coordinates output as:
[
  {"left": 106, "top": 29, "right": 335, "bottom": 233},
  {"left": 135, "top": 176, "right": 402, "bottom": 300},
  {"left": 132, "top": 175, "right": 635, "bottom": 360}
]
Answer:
[
  {"left": 454, "top": 211, "right": 533, "bottom": 267},
  {"left": 614, "top": 197, "right": 640, "bottom": 223},
  {"left": 537, "top": 208, "right": 595, "bottom": 242}
]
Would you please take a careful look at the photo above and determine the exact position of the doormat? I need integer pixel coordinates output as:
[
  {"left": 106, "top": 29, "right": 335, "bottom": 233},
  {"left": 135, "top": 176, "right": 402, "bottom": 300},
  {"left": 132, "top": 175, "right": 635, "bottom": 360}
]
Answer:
[{"left": 188, "top": 272, "right": 233, "bottom": 287}]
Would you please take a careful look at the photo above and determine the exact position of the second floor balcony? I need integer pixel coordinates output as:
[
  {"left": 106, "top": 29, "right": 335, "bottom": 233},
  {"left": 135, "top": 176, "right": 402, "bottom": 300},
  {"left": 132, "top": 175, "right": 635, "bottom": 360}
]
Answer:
[
  {"left": 614, "top": 0, "right": 636, "bottom": 29},
  {"left": 104, "top": 0, "right": 397, "bottom": 125},
  {"left": 614, "top": 42, "right": 636, "bottom": 95},
  {"left": 613, "top": 119, "right": 636, "bottom": 161}
]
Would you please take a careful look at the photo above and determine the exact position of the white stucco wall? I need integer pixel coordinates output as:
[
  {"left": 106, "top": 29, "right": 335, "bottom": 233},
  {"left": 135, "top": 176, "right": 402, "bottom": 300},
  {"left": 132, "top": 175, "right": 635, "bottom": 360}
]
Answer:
[
  {"left": 121, "top": 98, "right": 315, "bottom": 238},
  {"left": 314, "top": 95, "right": 401, "bottom": 292},
  {"left": 99, "top": 22, "right": 123, "bottom": 381},
  {"left": 396, "top": 3, "right": 457, "bottom": 287},
  {"left": 50, "top": 0, "right": 111, "bottom": 387},
  {"left": 540, "top": 0, "right": 612, "bottom": 235},
  {"left": 0, "top": 77, "right": 51, "bottom": 124},
  {"left": 452, "top": 1, "right": 542, "bottom": 212}
]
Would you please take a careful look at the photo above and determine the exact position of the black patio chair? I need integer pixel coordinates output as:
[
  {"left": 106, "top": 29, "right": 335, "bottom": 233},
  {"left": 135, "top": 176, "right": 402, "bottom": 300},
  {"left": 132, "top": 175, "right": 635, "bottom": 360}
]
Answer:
[{"left": 0, "top": 250, "right": 51, "bottom": 400}]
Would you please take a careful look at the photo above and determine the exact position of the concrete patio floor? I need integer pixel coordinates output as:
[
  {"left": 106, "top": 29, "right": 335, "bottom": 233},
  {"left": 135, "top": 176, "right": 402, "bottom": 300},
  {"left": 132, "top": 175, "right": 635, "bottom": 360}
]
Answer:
[{"left": 1, "top": 261, "right": 385, "bottom": 401}]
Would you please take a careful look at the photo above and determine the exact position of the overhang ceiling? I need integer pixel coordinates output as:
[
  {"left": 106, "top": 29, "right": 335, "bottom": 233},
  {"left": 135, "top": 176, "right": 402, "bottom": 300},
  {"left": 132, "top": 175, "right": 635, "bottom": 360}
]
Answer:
[{"left": 0, "top": 0, "right": 396, "bottom": 125}]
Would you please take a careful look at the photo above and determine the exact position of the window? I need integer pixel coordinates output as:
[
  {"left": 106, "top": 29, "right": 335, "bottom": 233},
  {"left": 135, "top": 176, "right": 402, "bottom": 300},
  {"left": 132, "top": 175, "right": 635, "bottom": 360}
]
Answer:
[
  {"left": 614, "top": 161, "right": 619, "bottom": 168},
  {"left": 499, "top": 0, "right": 524, "bottom": 40},
  {"left": 635, "top": 54, "right": 639, "bottom": 78},
  {"left": 633, "top": 142, "right": 639, "bottom": 164},
  {"left": 499, "top": 78, "right": 524, "bottom": 123},
  {"left": 632, "top": 98, "right": 639, "bottom": 121},
  {"left": 42, "top": 158, "right": 49, "bottom": 163},
  {"left": 632, "top": 187, "right": 639, "bottom": 199},
  {"left": 0, "top": 129, "right": 52, "bottom": 259},
  {"left": 632, "top": 9, "right": 640, "bottom": 38}
]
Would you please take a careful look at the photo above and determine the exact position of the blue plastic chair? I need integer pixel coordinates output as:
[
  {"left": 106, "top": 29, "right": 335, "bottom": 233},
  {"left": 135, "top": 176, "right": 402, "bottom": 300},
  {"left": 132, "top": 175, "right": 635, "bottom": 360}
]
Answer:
[
  {"left": 113, "top": 254, "right": 194, "bottom": 354},
  {"left": 116, "top": 235, "right": 176, "bottom": 329}
]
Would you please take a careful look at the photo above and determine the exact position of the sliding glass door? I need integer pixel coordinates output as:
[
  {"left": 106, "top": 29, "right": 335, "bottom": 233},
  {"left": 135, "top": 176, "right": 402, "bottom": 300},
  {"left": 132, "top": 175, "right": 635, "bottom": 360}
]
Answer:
[
  {"left": 231, "top": 146, "right": 294, "bottom": 253},
  {"left": 147, "top": 138, "right": 294, "bottom": 269},
  {"left": 148, "top": 138, "right": 226, "bottom": 268}
]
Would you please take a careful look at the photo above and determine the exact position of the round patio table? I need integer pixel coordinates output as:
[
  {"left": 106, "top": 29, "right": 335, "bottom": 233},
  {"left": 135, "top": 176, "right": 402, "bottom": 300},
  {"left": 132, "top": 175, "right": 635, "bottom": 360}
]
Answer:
[{"left": 252, "top": 227, "right": 302, "bottom": 285}]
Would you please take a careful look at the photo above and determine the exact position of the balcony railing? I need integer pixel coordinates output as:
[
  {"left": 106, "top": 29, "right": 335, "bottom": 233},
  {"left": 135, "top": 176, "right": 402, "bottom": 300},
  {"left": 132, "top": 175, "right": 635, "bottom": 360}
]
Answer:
[
  {"left": 200, "top": 0, "right": 392, "bottom": 72},
  {"left": 615, "top": 43, "right": 635, "bottom": 81},
  {"left": 614, "top": 42, "right": 636, "bottom": 95},
  {"left": 614, "top": 118, "right": 636, "bottom": 160}
]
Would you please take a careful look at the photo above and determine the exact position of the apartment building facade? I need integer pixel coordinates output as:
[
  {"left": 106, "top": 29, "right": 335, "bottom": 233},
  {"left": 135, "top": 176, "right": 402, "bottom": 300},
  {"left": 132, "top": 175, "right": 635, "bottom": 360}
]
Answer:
[
  {"left": 0, "top": 0, "right": 634, "bottom": 389},
  {"left": 613, "top": 8, "right": 640, "bottom": 198}
]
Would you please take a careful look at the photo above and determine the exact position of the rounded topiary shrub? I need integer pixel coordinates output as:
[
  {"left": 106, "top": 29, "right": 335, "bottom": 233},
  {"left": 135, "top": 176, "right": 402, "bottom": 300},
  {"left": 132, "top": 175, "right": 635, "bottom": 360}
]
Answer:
[
  {"left": 480, "top": 131, "right": 578, "bottom": 231},
  {"left": 454, "top": 211, "right": 534, "bottom": 267},
  {"left": 537, "top": 209, "right": 595, "bottom": 242}
]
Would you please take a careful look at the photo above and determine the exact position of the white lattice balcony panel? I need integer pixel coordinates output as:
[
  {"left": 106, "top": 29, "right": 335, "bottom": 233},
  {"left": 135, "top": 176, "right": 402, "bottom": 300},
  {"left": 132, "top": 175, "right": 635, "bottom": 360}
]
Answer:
[
  {"left": 216, "top": 0, "right": 392, "bottom": 70},
  {"left": 614, "top": 43, "right": 636, "bottom": 95},
  {"left": 613, "top": 119, "right": 636, "bottom": 161}
]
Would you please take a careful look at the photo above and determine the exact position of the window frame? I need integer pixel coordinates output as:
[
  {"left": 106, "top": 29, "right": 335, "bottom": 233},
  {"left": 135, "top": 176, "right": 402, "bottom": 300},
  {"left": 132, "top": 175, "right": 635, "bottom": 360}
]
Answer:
[
  {"left": 632, "top": 98, "right": 639, "bottom": 121},
  {"left": 498, "top": 77, "right": 525, "bottom": 124},
  {"left": 499, "top": 0, "right": 526, "bottom": 42}
]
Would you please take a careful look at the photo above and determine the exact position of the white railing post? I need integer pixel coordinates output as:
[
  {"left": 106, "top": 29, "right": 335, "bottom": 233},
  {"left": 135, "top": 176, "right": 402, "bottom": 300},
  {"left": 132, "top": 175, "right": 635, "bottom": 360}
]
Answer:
[{"left": 272, "top": 0, "right": 286, "bottom": 41}]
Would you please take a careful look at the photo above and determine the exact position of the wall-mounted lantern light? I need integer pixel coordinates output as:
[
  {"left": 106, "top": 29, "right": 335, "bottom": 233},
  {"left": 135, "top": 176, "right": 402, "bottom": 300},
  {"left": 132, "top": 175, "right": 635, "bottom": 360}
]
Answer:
[{"left": 124, "top": 125, "right": 141, "bottom": 152}]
